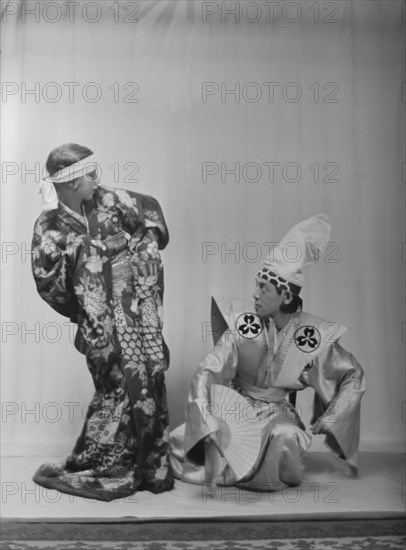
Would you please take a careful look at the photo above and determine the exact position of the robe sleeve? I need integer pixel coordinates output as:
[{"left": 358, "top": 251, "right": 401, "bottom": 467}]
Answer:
[
  {"left": 183, "top": 332, "right": 239, "bottom": 459},
  {"left": 113, "top": 188, "right": 169, "bottom": 250},
  {"left": 31, "top": 217, "right": 115, "bottom": 337},
  {"left": 32, "top": 215, "right": 122, "bottom": 364},
  {"left": 300, "top": 341, "right": 366, "bottom": 476},
  {"left": 31, "top": 217, "right": 78, "bottom": 320}
]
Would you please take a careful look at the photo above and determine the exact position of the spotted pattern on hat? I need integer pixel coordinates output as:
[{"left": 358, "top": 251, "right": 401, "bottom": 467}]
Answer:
[{"left": 257, "top": 267, "right": 301, "bottom": 295}]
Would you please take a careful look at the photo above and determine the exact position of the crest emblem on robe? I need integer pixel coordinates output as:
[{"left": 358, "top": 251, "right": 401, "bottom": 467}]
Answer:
[
  {"left": 235, "top": 313, "right": 263, "bottom": 339},
  {"left": 294, "top": 325, "right": 321, "bottom": 352}
]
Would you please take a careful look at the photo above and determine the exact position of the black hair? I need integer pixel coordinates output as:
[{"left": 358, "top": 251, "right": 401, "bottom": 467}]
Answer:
[
  {"left": 274, "top": 284, "right": 303, "bottom": 313},
  {"left": 46, "top": 143, "right": 93, "bottom": 176}
]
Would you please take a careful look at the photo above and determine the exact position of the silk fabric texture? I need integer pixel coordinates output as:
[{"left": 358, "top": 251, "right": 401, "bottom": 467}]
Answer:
[{"left": 169, "top": 299, "right": 365, "bottom": 490}]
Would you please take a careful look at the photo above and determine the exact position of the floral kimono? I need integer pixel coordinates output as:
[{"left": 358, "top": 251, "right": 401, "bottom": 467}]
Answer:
[
  {"left": 31, "top": 185, "right": 174, "bottom": 501},
  {"left": 169, "top": 297, "right": 365, "bottom": 491}
]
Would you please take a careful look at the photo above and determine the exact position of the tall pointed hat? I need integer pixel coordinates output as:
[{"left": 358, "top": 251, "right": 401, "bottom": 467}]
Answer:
[{"left": 257, "top": 214, "right": 331, "bottom": 295}]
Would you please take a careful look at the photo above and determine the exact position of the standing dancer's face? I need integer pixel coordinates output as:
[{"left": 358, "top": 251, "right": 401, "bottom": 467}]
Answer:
[{"left": 74, "top": 170, "right": 99, "bottom": 201}]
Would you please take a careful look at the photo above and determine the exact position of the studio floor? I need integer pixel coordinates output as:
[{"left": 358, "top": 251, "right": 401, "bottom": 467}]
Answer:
[
  {"left": 1, "top": 452, "right": 404, "bottom": 521},
  {"left": 1, "top": 452, "right": 405, "bottom": 549}
]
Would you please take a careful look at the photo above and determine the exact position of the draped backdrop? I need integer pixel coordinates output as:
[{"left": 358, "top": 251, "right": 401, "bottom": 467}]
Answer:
[{"left": 1, "top": 0, "right": 404, "bottom": 456}]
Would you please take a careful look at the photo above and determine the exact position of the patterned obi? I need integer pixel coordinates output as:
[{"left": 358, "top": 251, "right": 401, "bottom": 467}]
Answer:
[
  {"left": 104, "top": 231, "right": 131, "bottom": 265},
  {"left": 105, "top": 227, "right": 166, "bottom": 372},
  {"left": 233, "top": 376, "right": 288, "bottom": 403},
  {"left": 104, "top": 232, "right": 136, "bottom": 327}
]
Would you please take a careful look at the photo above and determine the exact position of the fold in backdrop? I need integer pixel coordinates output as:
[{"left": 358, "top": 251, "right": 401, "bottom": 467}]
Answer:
[{"left": 1, "top": 0, "right": 404, "bottom": 456}]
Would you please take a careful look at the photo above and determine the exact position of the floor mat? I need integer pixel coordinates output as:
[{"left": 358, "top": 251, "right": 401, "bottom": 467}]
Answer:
[{"left": 1, "top": 537, "right": 406, "bottom": 550}]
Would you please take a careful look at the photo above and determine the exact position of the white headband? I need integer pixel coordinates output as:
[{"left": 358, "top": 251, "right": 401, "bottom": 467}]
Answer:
[
  {"left": 46, "top": 154, "right": 98, "bottom": 183},
  {"left": 38, "top": 154, "right": 98, "bottom": 211}
]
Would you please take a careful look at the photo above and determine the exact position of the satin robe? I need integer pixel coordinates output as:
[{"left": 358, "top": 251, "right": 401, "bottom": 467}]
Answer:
[{"left": 169, "top": 298, "right": 365, "bottom": 490}]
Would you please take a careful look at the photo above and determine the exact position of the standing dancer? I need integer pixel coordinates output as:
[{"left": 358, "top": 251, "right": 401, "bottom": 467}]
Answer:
[{"left": 31, "top": 143, "right": 173, "bottom": 501}]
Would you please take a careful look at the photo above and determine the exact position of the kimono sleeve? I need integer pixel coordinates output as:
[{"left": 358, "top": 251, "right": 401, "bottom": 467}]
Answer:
[
  {"left": 301, "top": 341, "right": 366, "bottom": 475},
  {"left": 184, "top": 332, "right": 239, "bottom": 459},
  {"left": 113, "top": 188, "right": 169, "bottom": 250},
  {"left": 31, "top": 218, "right": 76, "bottom": 320}
]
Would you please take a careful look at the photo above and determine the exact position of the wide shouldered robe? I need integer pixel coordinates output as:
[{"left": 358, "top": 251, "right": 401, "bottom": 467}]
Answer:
[
  {"left": 169, "top": 297, "right": 365, "bottom": 490},
  {"left": 31, "top": 185, "right": 174, "bottom": 501}
]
